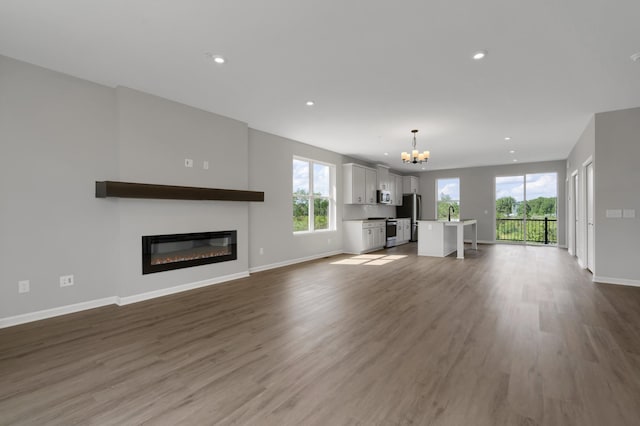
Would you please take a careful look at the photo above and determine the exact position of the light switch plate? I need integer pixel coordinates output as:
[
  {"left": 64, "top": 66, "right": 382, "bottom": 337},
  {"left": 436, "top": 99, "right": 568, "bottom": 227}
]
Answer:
[
  {"left": 59, "top": 275, "right": 74, "bottom": 287},
  {"left": 605, "top": 209, "right": 622, "bottom": 218},
  {"left": 185, "top": 158, "right": 194, "bottom": 168},
  {"left": 18, "top": 280, "right": 30, "bottom": 293},
  {"left": 623, "top": 209, "right": 636, "bottom": 219},
  {"left": 203, "top": 160, "right": 209, "bottom": 170}
]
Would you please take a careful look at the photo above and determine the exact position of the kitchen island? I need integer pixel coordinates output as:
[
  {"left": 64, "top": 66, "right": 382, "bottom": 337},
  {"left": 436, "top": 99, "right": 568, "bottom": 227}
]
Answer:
[{"left": 417, "top": 219, "right": 477, "bottom": 259}]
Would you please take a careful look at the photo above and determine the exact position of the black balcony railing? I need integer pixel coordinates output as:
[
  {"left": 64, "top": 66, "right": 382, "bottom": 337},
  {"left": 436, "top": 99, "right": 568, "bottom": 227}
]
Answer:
[{"left": 496, "top": 217, "right": 557, "bottom": 244}]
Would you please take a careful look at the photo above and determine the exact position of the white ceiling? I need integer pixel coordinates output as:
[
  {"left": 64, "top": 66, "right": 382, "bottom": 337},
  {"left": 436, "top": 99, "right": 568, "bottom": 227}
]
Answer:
[{"left": 1, "top": 0, "right": 640, "bottom": 171}]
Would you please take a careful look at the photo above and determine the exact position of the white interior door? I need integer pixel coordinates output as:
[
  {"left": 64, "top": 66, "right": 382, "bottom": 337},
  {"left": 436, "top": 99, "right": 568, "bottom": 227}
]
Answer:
[
  {"left": 572, "top": 173, "right": 579, "bottom": 256},
  {"left": 586, "top": 163, "right": 594, "bottom": 272}
]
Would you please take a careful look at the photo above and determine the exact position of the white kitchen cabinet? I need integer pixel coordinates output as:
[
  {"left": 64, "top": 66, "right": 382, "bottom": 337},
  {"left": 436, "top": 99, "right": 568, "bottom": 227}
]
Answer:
[
  {"left": 389, "top": 173, "right": 403, "bottom": 206},
  {"left": 402, "top": 176, "right": 419, "bottom": 194},
  {"left": 344, "top": 163, "right": 377, "bottom": 204},
  {"left": 376, "top": 165, "right": 390, "bottom": 191},
  {"left": 396, "top": 218, "right": 411, "bottom": 245},
  {"left": 364, "top": 167, "right": 377, "bottom": 204},
  {"left": 388, "top": 173, "right": 397, "bottom": 205},
  {"left": 343, "top": 220, "right": 386, "bottom": 254}
]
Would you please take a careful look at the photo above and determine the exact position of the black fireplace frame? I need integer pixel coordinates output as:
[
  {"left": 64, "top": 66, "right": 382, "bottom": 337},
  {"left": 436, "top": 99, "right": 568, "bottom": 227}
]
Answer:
[{"left": 142, "top": 230, "right": 237, "bottom": 275}]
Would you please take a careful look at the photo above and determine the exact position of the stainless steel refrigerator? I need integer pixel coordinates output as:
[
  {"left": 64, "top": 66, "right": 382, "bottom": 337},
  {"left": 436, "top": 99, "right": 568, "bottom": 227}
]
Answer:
[{"left": 396, "top": 194, "right": 422, "bottom": 241}]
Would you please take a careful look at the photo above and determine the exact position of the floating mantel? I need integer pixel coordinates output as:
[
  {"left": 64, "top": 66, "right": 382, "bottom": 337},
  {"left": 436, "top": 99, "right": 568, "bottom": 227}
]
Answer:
[{"left": 95, "top": 181, "right": 264, "bottom": 202}]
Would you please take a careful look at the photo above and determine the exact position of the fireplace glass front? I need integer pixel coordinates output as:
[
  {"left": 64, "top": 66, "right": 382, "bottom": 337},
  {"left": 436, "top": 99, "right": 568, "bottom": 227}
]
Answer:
[{"left": 142, "top": 231, "right": 237, "bottom": 274}]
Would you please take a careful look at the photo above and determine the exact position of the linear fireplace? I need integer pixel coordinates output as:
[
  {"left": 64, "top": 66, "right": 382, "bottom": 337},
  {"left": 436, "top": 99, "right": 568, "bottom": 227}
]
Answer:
[{"left": 142, "top": 231, "right": 237, "bottom": 274}]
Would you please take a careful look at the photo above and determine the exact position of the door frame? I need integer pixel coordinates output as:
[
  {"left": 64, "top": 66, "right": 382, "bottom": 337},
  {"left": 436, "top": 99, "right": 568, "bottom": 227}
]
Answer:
[
  {"left": 568, "top": 170, "right": 578, "bottom": 256},
  {"left": 578, "top": 156, "right": 593, "bottom": 272},
  {"left": 585, "top": 159, "right": 595, "bottom": 273}
]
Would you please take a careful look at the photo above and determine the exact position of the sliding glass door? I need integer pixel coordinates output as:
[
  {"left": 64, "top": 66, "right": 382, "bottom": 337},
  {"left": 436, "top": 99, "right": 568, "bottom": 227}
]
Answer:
[
  {"left": 496, "top": 176, "right": 525, "bottom": 243},
  {"left": 495, "top": 173, "right": 558, "bottom": 245}
]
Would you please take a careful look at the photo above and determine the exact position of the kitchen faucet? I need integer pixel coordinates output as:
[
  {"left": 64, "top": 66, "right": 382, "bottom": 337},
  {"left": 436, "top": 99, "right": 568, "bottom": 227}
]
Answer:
[{"left": 448, "top": 204, "right": 455, "bottom": 221}]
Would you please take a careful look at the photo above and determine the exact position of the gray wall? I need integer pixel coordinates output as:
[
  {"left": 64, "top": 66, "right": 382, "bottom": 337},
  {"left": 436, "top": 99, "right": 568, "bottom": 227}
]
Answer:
[
  {"left": 419, "top": 161, "right": 567, "bottom": 245},
  {"left": 114, "top": 88, "right": 250, "bottom": 297},
  {"left": 566, "top": 117, "right": 595, "bottom": 263},
  {"left": 248, "top": 129, "right": 345, "bottom": 270},
  {"left": 0, "top": 55, "right": 119, "bottom": 317},
  {"left": 593, "top": 107, "right": 640, "bottom": 281},
  {"left": 0, "top": 56, "right": 253, "bottom": 318}
]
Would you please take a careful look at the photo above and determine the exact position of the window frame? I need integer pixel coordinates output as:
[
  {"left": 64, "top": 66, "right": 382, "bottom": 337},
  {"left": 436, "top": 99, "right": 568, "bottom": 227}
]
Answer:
[
  {"left": 435, "top": 177, "right": 461, "bottom": 220},
  {"left": 292, "top": 156, "right": 336, "bottom": 234}
]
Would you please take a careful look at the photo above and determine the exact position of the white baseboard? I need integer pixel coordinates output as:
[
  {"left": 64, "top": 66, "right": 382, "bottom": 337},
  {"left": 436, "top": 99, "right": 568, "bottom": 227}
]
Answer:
[
  {"left": 249, "top": 250, "right": 342, "bottom": 273},
  {"left": 0, "top": 272, "right": 250, "bottom": 329},
  {"left": 593, "top": 276, "right": 640, "bottom": 287},
  {"left": 0, "top": 296, "right": 117, "bottom": 329},
  {"left": 116, "top": 272, "right": 250, "bottom": 306}
]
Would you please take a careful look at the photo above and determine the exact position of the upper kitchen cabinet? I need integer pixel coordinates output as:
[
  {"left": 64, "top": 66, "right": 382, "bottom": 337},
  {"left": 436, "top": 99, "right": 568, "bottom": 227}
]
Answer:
[
  {"left": 343, "top": 163, "right": 377, "bottom": 204},
  {"left": 389, "top": 173, "right": 403, "bottom": 206},
  {"left": 376, "top": 165, "right": 390, "bottom": 191},
  {"left": 393, "top": 174, "right": 403, "bottom": 206},
  {"left": 403, "top": 176, "right": 419, "bottom": 194},
  {"left": 364, "top": 167, "right": 377, "bottom": 204}
]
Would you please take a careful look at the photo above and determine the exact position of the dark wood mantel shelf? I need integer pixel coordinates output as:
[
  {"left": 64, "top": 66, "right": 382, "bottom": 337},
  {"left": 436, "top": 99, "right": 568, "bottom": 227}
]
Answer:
[{"left": 95, "top": 181, "right": 264, "bottom": 202}]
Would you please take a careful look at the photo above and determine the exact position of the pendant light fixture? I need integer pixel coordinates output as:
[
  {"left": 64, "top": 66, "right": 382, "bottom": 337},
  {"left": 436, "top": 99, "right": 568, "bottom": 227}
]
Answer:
[{"left": 401, "top": 129, "right": 430, "bottom": 164}]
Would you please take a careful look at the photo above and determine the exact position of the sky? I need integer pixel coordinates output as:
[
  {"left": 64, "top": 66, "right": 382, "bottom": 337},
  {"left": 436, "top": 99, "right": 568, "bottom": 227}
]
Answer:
[
  {"left": 496, "top": 173, "right": 557, "bottom": 201},
  {"left": 293, "top": 159, "right": 330, "bottom": 196},
  {"left": 438, "top": 178, "right": 460, "bottom": 200}
]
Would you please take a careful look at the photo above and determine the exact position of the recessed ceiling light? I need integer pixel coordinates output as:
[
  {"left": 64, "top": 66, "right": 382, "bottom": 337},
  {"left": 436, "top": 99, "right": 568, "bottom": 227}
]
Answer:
[
  {"left": 631, "top": 52, "right": 640, "bottom": 62},
  {"left": 504, "top": 137, "right": 511, "bottom": 141},
  {"left": 473, "top": 50, "right": 487, "bottom": 60},
  {"left": 509, "top": 150, "right": 515, "bottom": 154},
  {"left": 421, "top": 167, "right": 426, "bottom": 170},
  {"left": 384, "top": 152, "right": 389, "bottom": 156},
  {"left": 305, "top": 101, "right": 315, "bottom": 106},
  {"left": 205, "top": 52, "right": 226, "bottom": 64},
  {"left": 513, "top": 159, "right": 518, "bottom": 162}
]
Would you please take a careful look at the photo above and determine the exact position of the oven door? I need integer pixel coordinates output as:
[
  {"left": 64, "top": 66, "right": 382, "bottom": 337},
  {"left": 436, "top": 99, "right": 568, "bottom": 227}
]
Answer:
[{"left": 386, "top": 220, "right": 398, "bottom": 238}]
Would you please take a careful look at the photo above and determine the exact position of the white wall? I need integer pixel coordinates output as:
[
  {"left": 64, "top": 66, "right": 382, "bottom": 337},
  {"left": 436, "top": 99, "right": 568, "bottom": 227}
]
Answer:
[
  {"left": 419, "top": 161, "right": 567, "bottom": 245},
  {"left": 0, "top": 55, "right": 119, "bottom": 317}
]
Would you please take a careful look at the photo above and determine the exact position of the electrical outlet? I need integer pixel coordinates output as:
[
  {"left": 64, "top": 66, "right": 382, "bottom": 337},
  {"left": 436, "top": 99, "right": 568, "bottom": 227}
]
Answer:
[
  {"left": 18, "top": 280, "right": 30, "bottom": 294},
  {"left": 59, "top": 275, "right": 74, "bottom": 287},
  {"left": 259, "top": 248, "right": 264, "bottom": 255},
  {"left": 185, "top": 158, "right": 194, "bottom": 168},
  {"left": 203, "top": 160, "right": 209, "bottom": 170}
]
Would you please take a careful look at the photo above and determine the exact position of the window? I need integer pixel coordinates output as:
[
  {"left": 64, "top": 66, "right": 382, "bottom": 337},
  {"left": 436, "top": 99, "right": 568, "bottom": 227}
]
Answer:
[
  {"left": 436, "top": 178, "right": 460, "bottom": 220},
  {"left": 293, "top": 157, "right": 335, "bottom": 233}
]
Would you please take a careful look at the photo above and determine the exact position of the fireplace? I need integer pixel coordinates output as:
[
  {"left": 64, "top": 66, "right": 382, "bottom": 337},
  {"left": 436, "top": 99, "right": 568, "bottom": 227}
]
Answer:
[{"left": 142, "top": 231, "right": 237, "bottom": 274}]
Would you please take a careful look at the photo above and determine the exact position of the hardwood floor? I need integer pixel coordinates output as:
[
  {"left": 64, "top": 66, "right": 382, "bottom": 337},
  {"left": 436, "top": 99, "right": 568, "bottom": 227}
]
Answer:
[{"left": 1, "top": 244, "right": 640, "bottom": 425}]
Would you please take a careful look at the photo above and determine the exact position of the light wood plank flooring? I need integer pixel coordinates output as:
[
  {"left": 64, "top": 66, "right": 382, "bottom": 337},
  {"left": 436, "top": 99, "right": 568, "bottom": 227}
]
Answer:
[{"left": 1, "top": 244, "right": 640, "bottom": 425}]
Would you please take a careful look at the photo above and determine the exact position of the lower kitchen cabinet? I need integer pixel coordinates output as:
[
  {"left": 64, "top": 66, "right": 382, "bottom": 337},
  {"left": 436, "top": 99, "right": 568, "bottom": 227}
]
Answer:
[
  {"left": 396, "top": 218, "right": 411, "bottom": 245},
  {"left": 343, "top": 220, "right": 386, "bottom": 254}
]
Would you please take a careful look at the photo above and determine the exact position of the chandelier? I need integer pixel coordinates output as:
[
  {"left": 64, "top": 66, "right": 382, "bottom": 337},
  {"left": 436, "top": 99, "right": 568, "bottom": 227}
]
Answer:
[{"left": 401, "top": 129, "right": 430, "bottom": 164}]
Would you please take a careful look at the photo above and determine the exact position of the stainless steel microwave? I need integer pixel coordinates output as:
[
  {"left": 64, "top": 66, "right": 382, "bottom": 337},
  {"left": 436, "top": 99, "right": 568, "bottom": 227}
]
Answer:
[{"left": 377, "top": 190, "right": 391, "bottom": 204}]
